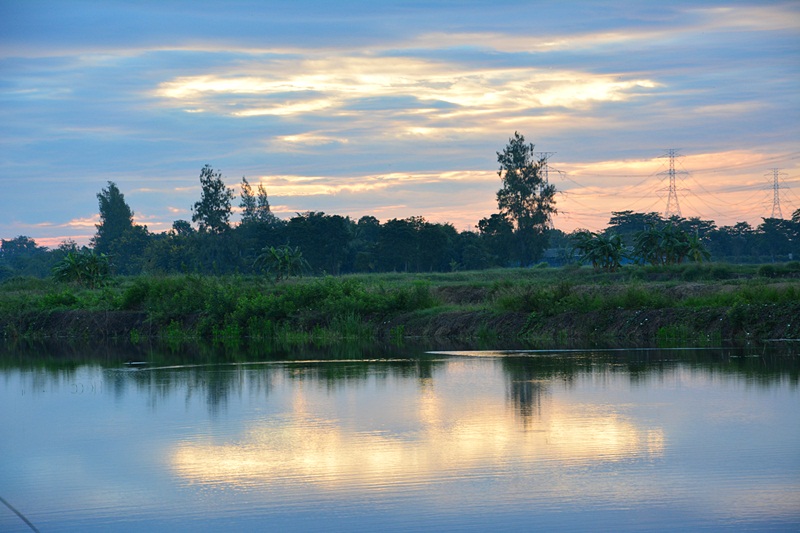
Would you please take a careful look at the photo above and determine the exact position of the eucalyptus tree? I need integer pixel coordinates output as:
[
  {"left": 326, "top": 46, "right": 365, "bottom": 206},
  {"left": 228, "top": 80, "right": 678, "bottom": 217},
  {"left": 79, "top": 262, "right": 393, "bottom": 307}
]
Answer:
[
  {"left": 92, "top": 181, "right": 134, "bottom": 255},
  {"left": 495, "top": 132, "right": 557, "bottom": 265},
  {"left": 192, "top": 165, "right": 235, "bottom": 233},
  {"left": 239, "top": 177, "right": 278, "bottom": 225}
]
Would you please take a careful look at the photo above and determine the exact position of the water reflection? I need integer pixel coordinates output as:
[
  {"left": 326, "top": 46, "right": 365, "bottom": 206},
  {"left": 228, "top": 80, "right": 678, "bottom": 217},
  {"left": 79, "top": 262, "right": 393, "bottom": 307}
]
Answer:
[
  {"left": 170, "top": 372, "right": 665, "bottom": 494},
  {"left": 2, "top": 343, "right": 799, "bottom": 531}
]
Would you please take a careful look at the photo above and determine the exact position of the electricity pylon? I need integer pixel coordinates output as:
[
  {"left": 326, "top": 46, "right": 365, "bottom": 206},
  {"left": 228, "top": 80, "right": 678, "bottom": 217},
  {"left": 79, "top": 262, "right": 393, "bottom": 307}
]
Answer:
[
  {"left": 534, "top": 151, "right": 556, "bottom": 229},
  {"left": 767, "top": 168, "right": 787, "bottom": 219},
  {"left": 659, "top": 149, "right": 687, "bottom": 218}
]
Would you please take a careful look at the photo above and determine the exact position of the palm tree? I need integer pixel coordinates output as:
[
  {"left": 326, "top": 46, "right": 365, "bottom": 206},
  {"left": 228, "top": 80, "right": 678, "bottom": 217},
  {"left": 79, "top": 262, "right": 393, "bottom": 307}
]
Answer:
[
  {"left": 687, "top": 233, "right": 711, "bottom": 263},
  {"left": 633, "top": 224, "right": 709, "bottom": 265},
  {"left": 254, "top": 245, "right": 309, "bottom": 281},
  {"left": 570, "top": 231, "right": 625, "bottom": 272},
  {"left": 52, "top": 251, "right": 110, "bottom": 288}
]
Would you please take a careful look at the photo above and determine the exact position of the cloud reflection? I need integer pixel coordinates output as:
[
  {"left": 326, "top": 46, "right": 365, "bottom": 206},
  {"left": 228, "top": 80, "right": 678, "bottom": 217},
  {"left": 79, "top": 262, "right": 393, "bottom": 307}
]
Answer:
[{"left": 170, "top": 381, "right": 664, "bottom": 491}]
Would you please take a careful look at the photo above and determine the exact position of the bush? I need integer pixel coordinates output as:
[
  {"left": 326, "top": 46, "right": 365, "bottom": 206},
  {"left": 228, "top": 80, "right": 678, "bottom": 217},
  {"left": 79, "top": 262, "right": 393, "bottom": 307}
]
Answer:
[
  {"left": 120, "top": 278, "right": 150, "bottom": 310},
  {"left": 39, "top": 290, "right": 79, "bottom": 309},
  {"left": 758, "top": 264, "right": 778, "bottom": 278}
]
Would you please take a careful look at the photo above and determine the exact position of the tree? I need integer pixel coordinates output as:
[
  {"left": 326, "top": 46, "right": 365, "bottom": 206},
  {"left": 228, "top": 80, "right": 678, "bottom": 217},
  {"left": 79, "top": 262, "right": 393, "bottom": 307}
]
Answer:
[
  {"left": 478, "top": 213, "right": 515, "bottom": 266},
  {"left": 0, "top": 235, "right": 50, "bottom": 278},
  {"left": 240, "top": 177, "right": 277, "bottom": 225},
  {"left": 254, "top": 245, "right": 309, "bottom": 281},
  {"left": 632, "top": 224, "right": 709, "bottom": 266},
  {"left": 171, "top": 220, "right": 195, "bottom": 237},
  {"left": 192, "top": 165, "right": 235, "bottom": 233},
  {"left": 52, "top": 250, "right": 110, "bottom": 289},
  {"left": 351, "top": 216, "right": 381, "bottom": 272},
  {"left": 606, "top": 211, "right": 664, "bottom": 246},
  {"left": 686, "top": 232, "right": 711, "bottom": 263},
  {"left": 756, "top": 218, "right": 794, "bottom": 261},
  {"left": 378, "top": 218, "right": 419, "bottom": 272},
  {"left": 92, "top": 181, "right": 134, "bottom": 255},
  {"left": 570, "top": 230, "right": 624, "bottom": 271},
  {"left": 1, "top": 236, "right": 46, "bottom": 265},
  {"left": 285, "top": 212, "right": 352, "bottom": 274},
  {"left": 495, "top": 132, "right": 557, "bottom": 265},
  {"left": 418, "top": 221, "right": 456, "bottom": 271}
]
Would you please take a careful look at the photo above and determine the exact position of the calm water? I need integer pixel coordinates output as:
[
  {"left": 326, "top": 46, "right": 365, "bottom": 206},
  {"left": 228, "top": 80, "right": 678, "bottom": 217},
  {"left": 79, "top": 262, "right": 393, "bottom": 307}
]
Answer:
[{"left": 1, "top": 345, "right": 799, "bottom": 532}]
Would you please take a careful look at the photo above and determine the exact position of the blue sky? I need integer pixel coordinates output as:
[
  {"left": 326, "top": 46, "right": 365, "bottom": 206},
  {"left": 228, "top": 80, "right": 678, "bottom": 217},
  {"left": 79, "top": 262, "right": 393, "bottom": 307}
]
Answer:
[{"left": 2, "top": 0, "right": 799, "bottom": 246}]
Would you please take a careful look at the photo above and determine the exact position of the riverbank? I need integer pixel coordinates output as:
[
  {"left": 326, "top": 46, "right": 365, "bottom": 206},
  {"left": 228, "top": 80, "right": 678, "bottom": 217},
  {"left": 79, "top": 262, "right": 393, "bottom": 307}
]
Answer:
[{"left": 2, "top": 264, "right": 799, "bottom": 346}]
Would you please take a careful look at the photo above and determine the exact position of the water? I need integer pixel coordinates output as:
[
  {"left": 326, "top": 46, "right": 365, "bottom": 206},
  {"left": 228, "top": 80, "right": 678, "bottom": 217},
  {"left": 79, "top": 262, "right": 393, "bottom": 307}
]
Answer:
[{"left": 1, "top": 345, "right": 799, "bottom": 531}]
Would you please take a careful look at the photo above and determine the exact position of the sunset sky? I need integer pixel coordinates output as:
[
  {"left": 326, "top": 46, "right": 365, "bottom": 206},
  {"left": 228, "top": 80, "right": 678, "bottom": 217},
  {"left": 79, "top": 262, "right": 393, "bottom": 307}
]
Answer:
[{"left": 2, "top": 1, "right": 799, "bottom": 247}]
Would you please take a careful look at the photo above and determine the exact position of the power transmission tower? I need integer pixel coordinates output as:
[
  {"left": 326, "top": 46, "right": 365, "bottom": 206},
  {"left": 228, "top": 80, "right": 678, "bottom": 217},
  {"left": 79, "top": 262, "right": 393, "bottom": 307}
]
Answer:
[
  {"left": 659, "top": 149, "right": 687, "bottom": 218},
  {"left": 534, "top": 151, "right": 556, "bottom": 229},
  {"left": 767, "top": 168, "right": 787, "bottom": 219}
]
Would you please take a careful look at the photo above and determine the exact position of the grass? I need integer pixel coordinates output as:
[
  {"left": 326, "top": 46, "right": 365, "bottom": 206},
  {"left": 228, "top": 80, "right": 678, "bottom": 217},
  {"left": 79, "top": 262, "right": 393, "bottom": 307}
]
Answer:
[{"left": 1, "top": 262, "right": 799, "bottom": 343}]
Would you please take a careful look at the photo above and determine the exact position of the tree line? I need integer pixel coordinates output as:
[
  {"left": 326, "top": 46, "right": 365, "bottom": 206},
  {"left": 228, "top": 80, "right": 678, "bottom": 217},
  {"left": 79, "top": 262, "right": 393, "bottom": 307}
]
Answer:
[{"left": 1, "top": 133, "right": 799, "bottom": 281}]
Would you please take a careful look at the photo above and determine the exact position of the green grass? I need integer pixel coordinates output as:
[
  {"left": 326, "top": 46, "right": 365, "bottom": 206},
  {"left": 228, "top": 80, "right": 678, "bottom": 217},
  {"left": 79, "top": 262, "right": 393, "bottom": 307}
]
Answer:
[{"left": 2, "top": 262, "right": 799, "bottom": 343}]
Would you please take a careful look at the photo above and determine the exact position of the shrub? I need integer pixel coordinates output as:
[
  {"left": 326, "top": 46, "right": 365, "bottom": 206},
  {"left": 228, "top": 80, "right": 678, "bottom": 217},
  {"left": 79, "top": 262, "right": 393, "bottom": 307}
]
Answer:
[
  {"left": 758, "top": 264, "right": 778, "bottom": 278},
  {"left": 39, "top": 290, "right": 79, "bottom": 308}
]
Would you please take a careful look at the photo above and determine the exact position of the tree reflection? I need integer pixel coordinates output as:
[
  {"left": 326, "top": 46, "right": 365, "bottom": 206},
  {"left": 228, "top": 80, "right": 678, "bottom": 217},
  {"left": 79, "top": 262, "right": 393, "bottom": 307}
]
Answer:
[{"left": 1, "top": 341, "right": 797, "bottom": 414}]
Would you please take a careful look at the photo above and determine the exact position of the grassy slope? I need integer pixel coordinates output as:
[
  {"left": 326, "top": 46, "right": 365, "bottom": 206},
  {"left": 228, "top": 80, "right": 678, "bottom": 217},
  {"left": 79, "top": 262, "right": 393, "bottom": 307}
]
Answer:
[{"left": 1, "top": 263, "right": 799, "bottom": 345}]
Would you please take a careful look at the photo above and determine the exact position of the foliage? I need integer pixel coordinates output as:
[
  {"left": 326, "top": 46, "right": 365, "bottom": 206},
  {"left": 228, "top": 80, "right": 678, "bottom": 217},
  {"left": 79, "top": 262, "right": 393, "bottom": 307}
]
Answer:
[
  {"left": 477, "top": 213, "right": 514, "bottom": 266},
  {"left": 494, "top": 132, "right": 557, "bottom": 265},
  {"left": 92, "top": 181, "right": 135, "bottom": 255},
  {"left": 240, "top": 177, "right": 278, "bottom": 225},
  {"left": 192, "top": 165, "right": 235, "bottom": 233},
  {"left": 570, "top": 230, "right": 625, "bottom": 271},
  {"left": 51, "top": 251, "right": 111, "bottom": 289},
  {"left": 287, "top": 212, "right": 351, "bottom": 275},
  {"left": 632, "top": 224, "right": 710, "bottom": 266},
  {"left": 0, "top": 236, "right": 52, "bottom": 278},
  {"left": 4, "top": 266, "right": 800, "bottom": 344},
  {"left": 255, "top": 245, "right": 310, "bottom": 281}
]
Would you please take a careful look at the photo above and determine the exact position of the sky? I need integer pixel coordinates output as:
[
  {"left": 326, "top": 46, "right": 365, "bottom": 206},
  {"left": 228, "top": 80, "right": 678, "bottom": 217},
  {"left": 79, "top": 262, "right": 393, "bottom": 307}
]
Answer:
[{"left": 1, "top": 0, "right": 799, "bottom": 247}]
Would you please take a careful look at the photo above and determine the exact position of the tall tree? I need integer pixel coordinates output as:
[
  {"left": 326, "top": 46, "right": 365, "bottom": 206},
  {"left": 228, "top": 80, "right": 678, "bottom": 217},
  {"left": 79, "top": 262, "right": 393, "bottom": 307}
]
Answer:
[
  {"left": 495, "top": 132, "right": 557, "bottom": 265},
  {"left": 92, "top": 181, "right": 134, "bottom": 254},
  {"left": 239, "top": 177, "right": 277, "bottom": 225},
  {"left": 192, "top": 165, "right": 235, "bottom": 233}
]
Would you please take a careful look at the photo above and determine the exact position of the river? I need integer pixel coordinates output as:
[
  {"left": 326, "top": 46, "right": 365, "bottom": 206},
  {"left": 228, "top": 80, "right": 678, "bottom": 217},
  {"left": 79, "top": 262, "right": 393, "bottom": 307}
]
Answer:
[{"left": 1, "top": 343, "right": 798, "bottom": 531}]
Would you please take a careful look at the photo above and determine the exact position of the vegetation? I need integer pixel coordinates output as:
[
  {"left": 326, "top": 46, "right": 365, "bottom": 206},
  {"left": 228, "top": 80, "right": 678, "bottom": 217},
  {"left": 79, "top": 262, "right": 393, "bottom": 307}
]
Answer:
[
  {"left": 192, "top": 164, "right": 235, "bottom": 234},
  {"left": 51, "top": 250, "right": 110, "bottom": 289},
  {"left": 2, "top": 264, "right": 799, "bottom": 346},
  {"left": 570, "top": 231, "right": 625, "bottom": 272},
  {"left": 570, "top": 222, "right": 712, "bottom": 270},
  {"left": 2, "top": 133, "right": 800, "bottom": 280},
  {"left": 254, "top": 245, "right": 309, "bottom": 281},
  {"left": 3, "top": 134, "right": 799, "bottom": 354},
  {"left": 492, "top": 132, "right": 557, "bottom": 265}
]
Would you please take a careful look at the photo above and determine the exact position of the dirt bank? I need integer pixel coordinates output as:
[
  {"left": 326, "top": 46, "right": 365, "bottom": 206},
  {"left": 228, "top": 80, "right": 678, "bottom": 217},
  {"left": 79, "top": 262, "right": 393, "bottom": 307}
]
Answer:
[
  {"left": 7, "top": 304, "right": 792, "bottom": 345},
  {"left": 383, "top": 303, "right": 799, "bottom": 345}
]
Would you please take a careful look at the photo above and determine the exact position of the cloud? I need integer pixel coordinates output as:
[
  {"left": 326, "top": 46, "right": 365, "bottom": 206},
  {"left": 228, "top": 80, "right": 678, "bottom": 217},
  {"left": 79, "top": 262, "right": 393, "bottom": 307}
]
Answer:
[{"left": 153, "top": 55, "right": 661, "bottom": 124}]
